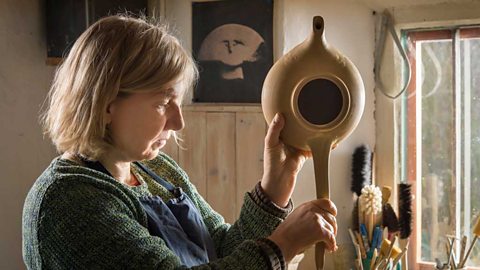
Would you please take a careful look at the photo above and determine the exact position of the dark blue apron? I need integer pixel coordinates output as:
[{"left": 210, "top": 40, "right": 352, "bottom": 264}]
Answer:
[{"left": 82, "top": 160, "right": 217, "bottom": 267}]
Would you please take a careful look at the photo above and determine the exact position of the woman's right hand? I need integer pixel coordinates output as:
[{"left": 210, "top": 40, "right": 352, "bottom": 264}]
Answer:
[{"left": 268, "top": 198, "right": 338, "bottom": 262}]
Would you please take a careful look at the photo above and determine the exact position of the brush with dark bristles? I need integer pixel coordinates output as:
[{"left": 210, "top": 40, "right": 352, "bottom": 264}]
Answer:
[
  {"left": 350, "top": 145, "right": 372, "bottom": 231},
  {"left": 381, "top": 186, "right": 399, "bottom": 239},
  {"left": 398, "top": 183, "right": 413, "bottom": 270},
  {"left": 351, "top": 145, "right": 372, "bottom": 196},
  {"left": 351, "top": 199, "right": 360, "bottom": 231},
  {"left": 383, "top": 204, "right": 399, "bottom": 237},
  {"left": 398, "top": 183, "right": 413, "bottom": 239}
]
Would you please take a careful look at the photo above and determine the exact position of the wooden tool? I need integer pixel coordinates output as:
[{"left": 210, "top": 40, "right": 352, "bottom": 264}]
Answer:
[
  {"left": 391, "top": 246, "right": 408, "bottom": 269},
  {"left": 459, "top": 235, "right": 467, "bottom": 267},
  {"left": 458, "top": 215, "right": 480, "bottom": 268},
  {"left": 262, "top": 16, "right": 365, "bottom": 270},
  {"left": 349, "top": 228, "right": 364, "bottom": 270}
]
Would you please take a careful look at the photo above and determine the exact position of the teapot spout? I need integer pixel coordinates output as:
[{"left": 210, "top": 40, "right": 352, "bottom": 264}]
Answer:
[{"left": 310, "top": 16, "right": 328, "bottom": 49}]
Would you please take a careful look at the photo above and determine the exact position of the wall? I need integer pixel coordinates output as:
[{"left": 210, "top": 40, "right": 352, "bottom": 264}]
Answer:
[
  {"left": 163, "top": 0, "right": 376, "bottom": 268},
  {"left": 0, "top": 0, "right": 57, "bottom": 269}
]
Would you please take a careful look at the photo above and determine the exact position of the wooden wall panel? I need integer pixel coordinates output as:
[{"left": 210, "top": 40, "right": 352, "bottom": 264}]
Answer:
[
  {"left": 174, "top": 105, "right": 266, "bottom": 223},
  {"left": 235, "top": 113, "right": 267, "bottom": 216},
  {"left": 178, "top": 111, "right": 207, "bottom": 197},
  {"left": 206, "top": 113, "right": 236, "bottom": 223}
]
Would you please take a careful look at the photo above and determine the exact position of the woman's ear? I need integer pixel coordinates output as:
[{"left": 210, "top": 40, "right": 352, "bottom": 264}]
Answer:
[{"left": 105, "top": 101, "right": 115, "bottom": 125}]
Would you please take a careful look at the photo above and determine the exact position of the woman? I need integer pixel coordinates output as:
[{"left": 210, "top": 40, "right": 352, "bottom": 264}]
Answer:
[{"left": 22, "top": 15, "right": 337, "bottom": 269}]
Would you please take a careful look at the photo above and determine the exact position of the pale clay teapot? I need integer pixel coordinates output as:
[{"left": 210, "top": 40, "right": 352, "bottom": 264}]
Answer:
[{"left": 262, "top": 16, "right": 365, "bottom": 269}]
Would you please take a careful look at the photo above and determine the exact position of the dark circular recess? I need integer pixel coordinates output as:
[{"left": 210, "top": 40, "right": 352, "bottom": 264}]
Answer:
[{"left": 297, "top": 78, "right": 344, "bottom": 125}]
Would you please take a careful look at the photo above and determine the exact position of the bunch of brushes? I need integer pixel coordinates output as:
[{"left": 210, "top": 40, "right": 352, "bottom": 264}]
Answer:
[
  {"left": 349, "top": 145, "right": 413, "bottom": 270},
  {"left": 435, "top": 215, "right": 480, "bottom": 269}
]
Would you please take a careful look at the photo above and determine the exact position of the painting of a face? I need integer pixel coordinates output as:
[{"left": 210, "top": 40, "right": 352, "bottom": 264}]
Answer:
[
  {"left": 192, "top": 0, "right": 273, "bottom": 103},
  {"left": 198, "top": 24, "right": 264, "bottom": 80}
]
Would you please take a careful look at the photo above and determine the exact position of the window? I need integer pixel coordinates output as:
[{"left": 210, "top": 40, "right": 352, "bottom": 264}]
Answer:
[{"left": 400, "top": 27, "right": 480, "bottom": 268}]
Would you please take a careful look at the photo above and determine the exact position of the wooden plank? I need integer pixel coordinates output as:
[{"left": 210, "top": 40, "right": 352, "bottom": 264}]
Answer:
[
  {"left": 206, "top": 113, "right": 236, "bottom": 223},
  {"left": 178, "top": 111, "right": 207, "bottom": 197},
  {"left": 235, "top": 112, "right": 266, "bottom": 216}
]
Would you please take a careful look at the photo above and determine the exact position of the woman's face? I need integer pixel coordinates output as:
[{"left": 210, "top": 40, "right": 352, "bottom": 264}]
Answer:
[{"left": 106, "top": 81, "right": 185, "bottom": 162}]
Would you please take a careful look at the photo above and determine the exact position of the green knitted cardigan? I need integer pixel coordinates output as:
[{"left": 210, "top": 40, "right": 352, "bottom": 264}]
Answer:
[{"left": 22, "top": 152, "right": 288, "bottom": 269}]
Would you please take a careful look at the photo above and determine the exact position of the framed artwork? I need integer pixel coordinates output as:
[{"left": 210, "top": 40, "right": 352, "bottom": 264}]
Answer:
[{"left": 192, "top": 0, "right": 274, "bottom": 103}]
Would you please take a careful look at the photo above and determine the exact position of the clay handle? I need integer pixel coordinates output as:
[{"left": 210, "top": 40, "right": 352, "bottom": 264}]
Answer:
[{"left": 309, "top": 138, "right": 333, "bottom": 270}]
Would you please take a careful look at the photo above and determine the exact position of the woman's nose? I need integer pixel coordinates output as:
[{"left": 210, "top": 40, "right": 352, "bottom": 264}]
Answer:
[{"left": 167, "top": 104, "right": 185, "bottom": 131}]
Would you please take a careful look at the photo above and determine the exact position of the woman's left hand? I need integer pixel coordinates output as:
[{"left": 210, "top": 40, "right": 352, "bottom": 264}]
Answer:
[{"left": 261, "top": 113, "right": 311, "bottom": 207}]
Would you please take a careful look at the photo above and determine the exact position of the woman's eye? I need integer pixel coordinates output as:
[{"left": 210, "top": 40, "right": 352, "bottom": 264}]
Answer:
[{"left": 156, "top": 101, "right": 170, "bottom": 111}]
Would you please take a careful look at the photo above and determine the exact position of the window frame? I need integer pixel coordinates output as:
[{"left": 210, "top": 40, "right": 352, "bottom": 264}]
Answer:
[{"left": 402, "top": 26, "right": 480, "bottom": 270}]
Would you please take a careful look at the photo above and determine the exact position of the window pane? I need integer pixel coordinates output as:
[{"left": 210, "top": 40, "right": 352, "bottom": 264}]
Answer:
[
  {"left": 418, "top": 40, "right": 454, "bottom": 263},
  {"left": 461, "top": 37, "right": 480, "bottom": 267}
]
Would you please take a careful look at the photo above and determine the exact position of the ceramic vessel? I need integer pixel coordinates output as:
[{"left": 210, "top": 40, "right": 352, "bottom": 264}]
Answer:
[{"left": 262, "top": 16, "right": 365, "bottom": 269}]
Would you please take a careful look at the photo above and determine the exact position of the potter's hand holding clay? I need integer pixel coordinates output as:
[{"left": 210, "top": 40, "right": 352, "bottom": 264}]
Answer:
[
  {"left": 269, "top": 198, "right": 338, "bottom": 262},
  {"left": 261, "top": 113, "right": 311, "bottom": 207}
]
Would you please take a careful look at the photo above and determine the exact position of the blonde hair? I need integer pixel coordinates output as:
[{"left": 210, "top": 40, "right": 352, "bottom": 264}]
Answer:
[{"left": 42, "top": 15, "right": 197, "bottom": 160}]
